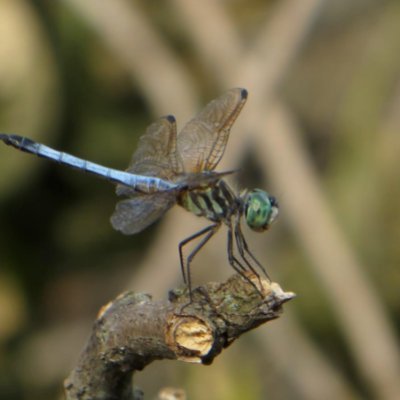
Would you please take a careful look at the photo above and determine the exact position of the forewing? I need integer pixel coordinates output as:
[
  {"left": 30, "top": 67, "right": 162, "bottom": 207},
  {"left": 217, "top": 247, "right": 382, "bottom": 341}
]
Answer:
[
  {"left": 117, "top": 115, "right": 183, "bottom": 196},
  {"left": 177, "top": 88, "right": 247, "bottom": 173},
  {"left": 110, "top": 192, "right": 176, "bottom": 234}
]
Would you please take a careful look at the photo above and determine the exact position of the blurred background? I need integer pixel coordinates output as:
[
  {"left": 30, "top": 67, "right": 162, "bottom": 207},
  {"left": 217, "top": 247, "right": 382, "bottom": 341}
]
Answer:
[{"left": 0, "top": 0, "right": 399, "bottom": 399}]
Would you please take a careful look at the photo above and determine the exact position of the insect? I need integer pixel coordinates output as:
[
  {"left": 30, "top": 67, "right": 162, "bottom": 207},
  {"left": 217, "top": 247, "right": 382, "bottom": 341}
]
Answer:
[{"left": 0, "top": 88, "right": 278, "bottom": 294}]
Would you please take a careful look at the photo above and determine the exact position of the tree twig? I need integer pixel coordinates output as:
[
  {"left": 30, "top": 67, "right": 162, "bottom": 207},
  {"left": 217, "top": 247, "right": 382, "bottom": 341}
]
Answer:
[{"left": 64, "top": 273, "right": 294, "bottom": 400}]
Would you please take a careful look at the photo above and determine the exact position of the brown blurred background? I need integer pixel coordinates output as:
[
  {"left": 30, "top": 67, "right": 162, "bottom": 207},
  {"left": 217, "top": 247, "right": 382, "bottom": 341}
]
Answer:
[{"left": 0, "top": 1, "right": 399, "bottom": 399}]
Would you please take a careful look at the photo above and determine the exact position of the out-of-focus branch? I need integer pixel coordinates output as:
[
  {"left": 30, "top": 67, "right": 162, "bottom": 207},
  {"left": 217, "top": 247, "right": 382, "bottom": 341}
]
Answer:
[
  {"left": 62, "top": 0, "right": 198, "bottom": 118},
  {"left": 252, "top": 101, "right": 400, "bottom": 400},
  {"left": 61, "top": 0, "right": 400, "bottom": 399},
  {"left": 172, "top": 1, "right": 400, "bottom": 399},
  {"left": 64, "top": 274, "right": 294, "bottom": 400},
  {"left": 59, "top": 1, "right": 359, "bottom": 399}
]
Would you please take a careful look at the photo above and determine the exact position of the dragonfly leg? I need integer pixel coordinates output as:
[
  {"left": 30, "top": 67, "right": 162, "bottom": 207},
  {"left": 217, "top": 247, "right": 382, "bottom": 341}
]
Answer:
[
  {"left": 226, "top": 225, "right": 247, "bottom": 274},
  {"left": 234, "top": 220, "right": 271, "bottom": 281},
  {"left": 228, "top": 224, "right": 264, "bottom": 298},
  {"left": 178, "top": 223, "right": 220, "bottom": 298},
  {"left": 226, "top": 223, "right": 264, "bottom": 296}
]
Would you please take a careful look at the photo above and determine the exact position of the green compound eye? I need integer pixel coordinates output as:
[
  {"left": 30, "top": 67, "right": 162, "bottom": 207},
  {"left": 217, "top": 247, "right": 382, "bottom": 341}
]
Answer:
[{"left": 245, "top": 189, "right": 279, "bottom": 232}]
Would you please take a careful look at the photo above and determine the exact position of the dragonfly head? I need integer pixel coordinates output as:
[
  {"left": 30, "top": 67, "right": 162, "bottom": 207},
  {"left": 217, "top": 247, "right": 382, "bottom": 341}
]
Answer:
[{"left": 244, "top": 189, "right": 279, "bottom": 232}]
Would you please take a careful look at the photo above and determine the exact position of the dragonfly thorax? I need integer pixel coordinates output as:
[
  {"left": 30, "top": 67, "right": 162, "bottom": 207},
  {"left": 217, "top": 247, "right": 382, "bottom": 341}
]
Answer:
[
  {"left": 178, "top": 180, "right": 239, "bottom": 223},
  {"left": 243, "top": 189, "right": 279, "bottom": 232}
]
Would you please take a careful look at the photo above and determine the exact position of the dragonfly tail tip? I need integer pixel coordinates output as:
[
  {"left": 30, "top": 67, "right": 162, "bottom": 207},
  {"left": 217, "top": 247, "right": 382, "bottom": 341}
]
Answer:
[{"left": 165, "top": 115, "right": 176, "bottom": 123}]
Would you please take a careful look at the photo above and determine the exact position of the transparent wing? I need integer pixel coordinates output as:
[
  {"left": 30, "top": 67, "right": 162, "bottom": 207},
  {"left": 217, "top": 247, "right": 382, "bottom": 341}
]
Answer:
[
  {"left": 110, "top": 192, "right": 176, "bottom": 234},
  {"left": 177, "top": 88, "right": 247, "bottom": 173},
  {"left": 117, "top": 115, "right": 183, "bottom": 196},
  {"left": 112, "top": 117, "right": 181, "bottom": 233}
]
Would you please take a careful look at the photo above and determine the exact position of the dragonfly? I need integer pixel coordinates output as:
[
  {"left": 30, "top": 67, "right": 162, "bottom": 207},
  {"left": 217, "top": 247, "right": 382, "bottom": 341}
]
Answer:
[{"left": 0, "top": 88, "right": 278, "bottom": 295}]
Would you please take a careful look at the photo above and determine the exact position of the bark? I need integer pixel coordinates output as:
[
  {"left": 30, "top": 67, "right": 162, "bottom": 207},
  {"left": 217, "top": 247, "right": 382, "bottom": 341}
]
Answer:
[{"left": 64, "top": 273, "right": 295, "bottom": 400}]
